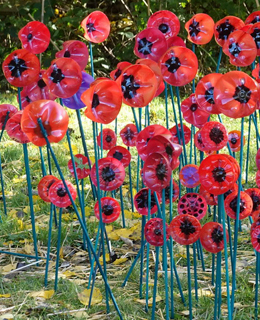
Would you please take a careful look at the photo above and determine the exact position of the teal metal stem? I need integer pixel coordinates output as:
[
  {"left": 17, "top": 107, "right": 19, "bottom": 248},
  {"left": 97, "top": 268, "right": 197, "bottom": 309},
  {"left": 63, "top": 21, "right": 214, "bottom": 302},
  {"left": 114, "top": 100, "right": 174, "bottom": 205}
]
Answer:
[
  {"left": 54, "top": 207, "right": 63, "bottom": 291},
  {"left": 212, "top": 205, "right": 217, "bottom": 285},
  {"left": 0, "top": 251, "right": 45, "bottom": 259},
  {"left": 139, "top": 215, "right": 146, "bottom": 298},
  {"left": 145, "top": 189, "right": 151, "bottom": 312},
  {"left": 132, "top": 108, "right": 141, "bottom": 133},
  {"left": 87, "top": 224, "right": 101, "bottom": 289},
  {"left": 119, "top": 186, "right": 126, "bottom": 228},
  {"left": 214, "top": 252, "right": 222, "bottom": 320},
  {"left": 164, "top": 84, "right": 169, "bottom": 129},
  {"left": 218, "top": 114, "right": 232, "bottom": 155},
  {"left": 190, "top": 125, "right": 193, "bottom": 164},
  {"left": 89, "top": 42, "right": 95, "bottom": 78},
  {"left": 81, "top": 178, "right": 87, "bottom": 251},
  {"left": 216, "top": 48, "right": 222, "bottom": 73},
  {"left": 0, "top": 111, "right": 9, "bottom": 141},
  {"left": 136, "top": 155, "right": 140, "bottom": 193},
  {"left": 255, "top": 251, "right": 259, "bottom": 319},
  {"left": 0, "top": 148, "right": 7, "bottom": 216},
  {"left": 44, "top": 203, "right": 54, "bottom": 287},
  {"left": 193, "top": 243, "right": 198, "bottom": 301},
  {"left": 246, "top": 114, "right": 251, "bottom": 184},
  {"left": 47, "top": 146, "right": 58, "bottom": 228},
  {"left": 175, "top": 87, "right": 187, "bottom": 165},
  {"left": 39, "top": 146, "right": 47, "bottom": 177},
  {"left": 128, "top": 146, "right": 134, "bottom": 212},
  {"left": 162, "top": 189, "right": 169, "bottom": 320},
  {"left": 186, "top": 245, "right": 193, "bottom": 320},
  {"left": 192, "top": 44, "right": 196, "bottom": 92},
  {"left": 151, "top": 246, "right": 160, "bottom": 320},
  {"left": 227, "top": 215, "right": 233, "bottom": 270},
  {"left": 115, "top": 117, "right": 117, "bottom": 135}
]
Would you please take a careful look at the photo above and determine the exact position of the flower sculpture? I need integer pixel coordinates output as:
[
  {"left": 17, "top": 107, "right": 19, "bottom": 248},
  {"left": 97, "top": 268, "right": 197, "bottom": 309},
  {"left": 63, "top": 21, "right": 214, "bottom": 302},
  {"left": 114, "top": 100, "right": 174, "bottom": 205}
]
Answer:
[
  {"left": 94, "top": 197, "right": 120, "bottom": 223},
  {"left": 178, "top": 193, "right": 207, "bottom": 220},
  {"left": 107, "top": 146, "right": 131, "bottom": 168},
  {"left": 120, "top": 123, "right": 138, "bottom": 147},
  {"left": 38, "top": 175, "right": 59, "bottom": 202},
  {"left": 214, "top": 16, "right": 244, "bottom": 47},
  {"left": 247, "top": 22, "right": 260, "bottom": 56},
  {"left": 245, "top": 11, "right": 260, "bottom": 24},
  {"left": 245, "top": 188, "right": 260, "bottom": 217},
  {"left": 49, "top": 180, "right": 77, "bottom": 208},
  {"left": 170, "top": 124, "right": 191, "bottom": 145},
  {"left": 200, "top": 222, "right": 228, "bottom": 253},
  {"left": 224, "top": 191, "right": 253, "bottom": 220},
  {"left": 110, "top": 62, "right": 132, "bottom": 81},
  {"left": 144, "top": 218, "right": 170, "bottom": 246},
  {"left": 164, "top": 179, "right": 179, "bottom": 204},
  {"left": 0, "top": 104, "right": 18, "bottom": 129},
  {"left": 136, "top": 58, "right": 163, "bottom": 89},
  {"left": 6, "top": 111, "right": 30, "bottom": 144},
  {"left": 179, "top": 164, "right": 200, "bottom": 188},
  {"left": 228, "top": 130, "right": 245, "bottom": 152},
  {"left": 97, "top": 128, "right": 117, "bottom": 150},
  {"left": 134, "top": 188, "right": 161, "bottom": 216},
  {"left": 199, "top": 186, "right": 218, "bottom": 206},
  {"left": 166, "top": 36, "right": 186, "bottom": 48},
  {"left": 199, "top": 121, "right": 228, "bottom": 151},
  {"left": 68, "top": 154, "right": 91, "bottom": 179},
  {"left": 81, "top": 11, "right": 110, "bottom": 43}
]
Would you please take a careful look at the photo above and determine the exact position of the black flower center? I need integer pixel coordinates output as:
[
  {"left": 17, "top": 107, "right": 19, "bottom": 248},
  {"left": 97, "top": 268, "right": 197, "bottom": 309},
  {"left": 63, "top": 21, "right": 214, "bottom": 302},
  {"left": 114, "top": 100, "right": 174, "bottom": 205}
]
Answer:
[
  {"left": 230, "top": 137, "right": 237, "bottom": 145},
  {"left": 38, "top": 79, "right": 46, "bottom": 89},
  {"left": 252, "top": 194, "right": 260, "bottom": 211},
  {"left": 257, "top": 233, "right": 260, "bottom": 244},
  {"left": 156, "top": 163, "right": 167, "bottom": 181},
  {"left": 121, "top": 74, "right": 140, "bottom": 100},
  {"left": 212, "top": 167, "right": 226, "bottom": 182},
  {"left": 102, "top": 204, "right": 114, "bottom": 216},
  {"left": 87, "top": 22, "right": 96, "bottom": 32},
  {"left": 138, "top": 37, "right": 153, "bottom": 55},
  {"left": 101, "top": 166, "right": 115, "bottom": 182},
  {"left": 113, "top": 151, "right": 123, "bottom": 161},
  {"left": 8, "top": 55, "right": 28, "bottom": 78},
  {"left": 211, "top": 226, "right": 223, "bottom": 244},
  {"left": 165, "top": 184, "right": 177, "bottom": 201},
  {"left": 233, "top": 84, "right": 251, "bottom": 104},
  {"left": 50, "top": 65, "right": 65, "bottom": 84},
  {"left": 209, "top": 127, "right": 224, "bottom": 144},
  {"left": 25, "top": 96, "right": 31, "bottom": 103},
  {"left": 114, "top": 68, "right": 122, "bottom": 80},
  {"left": 229, "top": 42, "right": 241, "bottom": 57},
  {"left": 92, "top": 93, "right": 100, "bottom": 109},
  {"left": 229, "top": 196, "right": 246, "bottom": 213},
  {"left": 180, "top": 218, "right": 196, "bottom": 236},
  {"left": 57, "top": 187, "right": 67, "bottom": 197},
  {"left": 159, "top": 23, "right": 169, "bottom": 34},
  {"left": 216, "top": 20, "right": 234, "bottom": 40},
  {"left": 124, "top": 127, "right": 134, "bottom": 141},
  {"left": 136, "top": 189, "right": 156, "bottom": 208},
  {"left": 165, "top": 56, "right": 181, "bottom": 74},
  {"left": 105, "top": 135, "right": 112, "bottom": 143},
  {"left": 190, "top": 103, "right": 198, "bottom": 112},
  {"left": 189, "top": 19, "right": 200, "bottom": 38},
  {"left": 27, "top": 33, "right": 33, "bottom": 41},
  {"left": 251, "top": 27, "right": 260, "bottom": 49},
  {"left": 224, "top": 189, "right": 233, "bottom": 200},
  {"left": 154, "top": 228, "right": 162, "bottom": 235},
  {"left": 64, "top": 50, "right": 71, "bottom": 58},
  {"left": 166, "top": 145, "right": 173, "bottom": 156},
  {"left": 251, "top": 16, "right": 260, "bottom": 24},
  {"left": 205, "top": 86, "right": 215, "bottom": 104}
]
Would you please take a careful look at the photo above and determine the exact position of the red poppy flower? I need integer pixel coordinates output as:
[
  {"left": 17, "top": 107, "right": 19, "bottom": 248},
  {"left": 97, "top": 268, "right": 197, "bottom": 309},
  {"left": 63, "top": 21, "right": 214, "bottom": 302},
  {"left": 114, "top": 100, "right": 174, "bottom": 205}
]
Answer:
[
  {"left": 185, "top": 13, "right": 215, "bottom": 45},
  {"left": 165, "top": 179, "right": 179, "bottom": 204},
  {"left": 179, "top": 164, "right": 200, "bottom": 188},
  {"left": 110, "top": 62, "right": 132, "bottom": 81},
  {"left": 97, "top": 128, "right": 117, "bottom": 150},
  {"left": 252, "top": 63, "right": 260, "bottom": 83},
  {"left": 223, "top": 183, "right": 239, "bottom": 200},
  {"left": 166, "top": 36, "right": 186, "bottom": 48},
  {"left": 116, "top": 64, "right": 157, "bottom": 108},
  {"left": 247, "top": 22, "right": 260, "bottom": 56},
  {"left": 160, "top": 46, "right": 198, "bottom": 86},
  {"left": 224, "top": 191, "right": 253, "bottom": 220},
  {"left": 222, "top": 154, "right": 240, "bottom": 182},
  {"left": 144, "top": 218, "right": 170, "bottom": 246},
  {"left": 56, "top": 40, "right": 89, "bottom": 71},
  {"left": 43, "top": 58, "right": 82, "bottom": 99},
  {"left": 6, "top": 111, "right": 30, "bottom": 144},
  {"left": 181, "top": 93, "right": 210, "bottom": 128},
  {"left": 147, "top": 10, "right": 180, "bottom": 39},
  {"left": 228, "top": 130, "right": 245, "bottom": 152},
  {"left": 18, "top": 87, "right": 32, "bottom": 109},
  {"left": 49, "top": 180, "right": 77, "bottom": 208},
  {"left": 134, "top": 187, "right": 161, "bottom": 216},
  {"left": 170, "top": 123, "right": 191, "bottom": 145},
  {"left": 170, "top": 214, "right": 201, "bottom": 245},
  {"left": 2, "top": 49, "right": 40, "bottom": 87},
  {"left": 222, "top": 30, "right": 257, "bottom": 66},
  {"left": 90, "top": 157, "right": 125, "bottom": 191},
  {"left": 199, "top": 185, "right": 218, "bottom": 206},
  {"left": 214, "top": 71, "right": 259, "bottom": 118},
  {"left": 194, "top": 129, "right": 207, "bottom": 152},
  {"left": 81, "top": 11, "right": 110, "bottom": 43},
  {"left": 256, "top": 170, "right": 260, "bottom": 188},
  {"left": 245, "top": 188, "right": 260, "bottom": 216},
  {"left": 199, "top": 121, "right": 228, "bottom": 151},
  {"left": 195, "top": 73, "right": 222, "bottom": 114},
  {"left": 134, "top": 28, "right": 167, "bottom": 62},
  {"left": 68, "top": 154, "right": 91, "bottom": 179},
  {"left": 199, "top": 154, "right": 236, "bottom": 195},
  {"left": 82, "top": 78, "right": 122, "bottom": 124},
  {"left": 245, "top": 11, "right": 260, "bottom": 24},
  {"left": 154, "top": 80, "right": 165, "bottom": 98},
  {"left": 200, "top": 222, "right": 228, "bottom": 253},
  {"left": 136, "top": 124, "right": 171, "bottom": 160},
  {"left": 18, "top": 21, "right": 50, "bottom": 54},
  {"left": 94, "top": 197, "right": 120, "bottom": 223},
  {"left": 142, "top": 153, "right": 171, "bottom": 192},
  {"left": 251, "top": 224, "right": 260, "bottom": 252},
  {"left": 21, "top": 100, "right": 69, "bottom": 147},
  {"left": 252, "top": 212, "right": 260, "bottom": 222},
  {"left": 107, "top": 146, "right": 131, "bottom": 168},
  {"left": 178, "top": 193, "right": 207, "bottom": 220},
  {"left": 120, "top": 123, "right": 138, "bottom": 147},
  {"left": 0, "top": 104, "right": 18, "bottom": 129},
  {"left": 38, "top": 175, "right": 59, "bottom": 202},
  {"left": 214, "top": 16, "right": 245, "bottom": 47},
  {"left": 136, "top": 58, "right": 163, "bottom": 89}
]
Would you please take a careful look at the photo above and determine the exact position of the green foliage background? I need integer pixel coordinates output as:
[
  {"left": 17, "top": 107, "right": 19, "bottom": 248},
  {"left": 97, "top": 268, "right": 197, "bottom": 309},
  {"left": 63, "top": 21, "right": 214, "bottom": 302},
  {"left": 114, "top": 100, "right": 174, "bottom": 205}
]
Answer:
[{"left": 0, "top": 0, "right": 258, "bottom": 90}]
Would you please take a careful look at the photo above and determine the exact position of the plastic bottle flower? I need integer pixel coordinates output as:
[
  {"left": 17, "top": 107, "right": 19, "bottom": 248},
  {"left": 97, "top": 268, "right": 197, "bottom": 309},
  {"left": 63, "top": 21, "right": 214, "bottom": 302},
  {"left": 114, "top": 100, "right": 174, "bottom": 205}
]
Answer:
[
  {"left": 82, "top": 78, "right": 122, "bottom": 124},
  {"left": 170, "top": 214, "right": 201, "bottom": 245},
  {"left": 120, "top": 123, "right": 138, "bottom": 147},
  {"left": 107, "top": 146, "right": 131, "bottom": 168},
  {"left": 178, "top": 193, "right": 207, "bottom": 220},
  {"left": 2, "top": 49, "right": 40, "bottom": 87},
  {"left": 252, "top": 63, "right": 260, "bottom": 83},
  {"left": 116, "top": 64, "right": 157, "bottom": 108},
  {"left": 223, "top": 154, "right": 240, "bottom": 182},
  {"left": 170, "top": 124, "right": 191, "bottom": 145},
  {"left": 245, "top": 188, "right": 260, "bottom": 217},
  {"left": 160, "top": 46, "right": 198, "bottom": 86},
  {"left": 56, "top": 40, "right": 89, "bottom": 71},
  {"left": 110, "top": 62, "right": 132, "bottom": 81},
  {"left": 6, "top": 111, "right": 30, "bottom": 144},
  {"left": 256, "top": 148, "right": 260, "bottom": 170},
  {"left": 185, "top": 13, "right": 215, "bottom": 45},
  {"left": 199, "top": 186, "right": 218, "bottom": 206},
  {"left": 164, "top": 179, "right": 179, "bottom": 204},
  {"left": 136, "top": 58, "right": 163, "bottom": 90},
  {"left": 251, "top": 224, "right": 260, "bottom": 252},
  {"left": 214, "top": 16, "right": 244, "bottom": 47},
  {"left": 194, "top": 129, "right": 207, "bottom": 152},
  {"left": 228, "top": 130, "right": 245, "bottom": 152},
  {"left": 200, "top": 222, "right": 228, "bottom": 253},
  {"left": 0, "top": 104, "right": 18, "bottom": 129},
  {"left": 245, "top": 11, "right": 260, "bottom": 24},
  {"left": 96, "top": 128, "right": 117, "bottom": 150},
  {"left": 166, "top": 36, "right": 186, "bottom": 48},
  {"left": 256, "top": 170, "right": 260, "bottom": 188},
  {"left": 144, "top": 218, "right": 170, "bottom": 246},
  {"left": 38, "top": 175, "right": 59, "bottom": 202},
  {"left": 94, "top": 197, "right": 120, "bottom": 223},
  {"left": 179, "top": 164, "right": 200, "bottom": 188},
  {"left": 43, "top": 58, "right": 82, "bottom": 99},
  {"left": 224, "top": 191, "right": 253, "bottom": 220},
  {"left": 49, "top": 180, "right": 77, "bottom": 208},
  {"left": 134, "top": 188, "right": 161, "bottom": 216},
  {"left": 81, "top": 11, "right": 110, "bottom": 43},
  {"left": 68, "top": 154, "right": 91, "bottom": 179},
  {"left": 18, "top": 21, "right": 50, "bottom": 54},
  {"left": 90, "top": 157, "right": 125, "bottom": 191},
  {"left": 247, "top": 22, "right": 260, "bottom": 56},
  {"left": 224, "top": 183, "right": 238, "bottom": 200},
  {"left": 21, "top": 100, "right": 69, "bottom": 147},
  {"left": 199, "top": 121, "right": 228, "bottom": 151},
  {"left": 19, "top": 87, "right": 32, "bottom": 109}
]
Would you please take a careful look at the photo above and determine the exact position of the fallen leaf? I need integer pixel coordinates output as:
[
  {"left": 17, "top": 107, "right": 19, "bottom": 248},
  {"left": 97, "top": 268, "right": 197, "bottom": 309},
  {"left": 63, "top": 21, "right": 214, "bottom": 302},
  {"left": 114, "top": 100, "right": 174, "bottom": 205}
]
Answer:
[
  {"left": 29, "top": 290, "right": 54, "bottom": 300},
  {"left": 0, "top": 314, "right": 13, "bottom": 320},
  {"left": 0, "top": 294, "right": 11, "bottom": 298},
  {"left": 63, "top": 142, "right": 78, "bottom": 154},
  {"left": 73, "top": 311, "right": 89, "bottom": 318},
  {"left": 1, "top": 264, "right": 16, "bottom": 273},
  {"left": 78, "top": 288, "right": 102, "bottom": 306},
  {"left": 23, "top": 244, "right": 34, "bottom": 255},
  {"left": 113, "top": 257, "right": 128, "bottom": 265},
  {"left": 135, "top": 295, "right": 162, "bottom": 306}
]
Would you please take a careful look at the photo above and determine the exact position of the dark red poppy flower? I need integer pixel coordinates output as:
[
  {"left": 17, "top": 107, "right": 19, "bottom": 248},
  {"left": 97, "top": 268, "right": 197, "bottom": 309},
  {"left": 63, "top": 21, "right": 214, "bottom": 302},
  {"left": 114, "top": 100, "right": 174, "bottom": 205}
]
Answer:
[
  {"left": 224, "top": 191, "right": 253, "bottom": 220},
  {"left": 0, "top": 104, "right": 18, "bottom": 129},
  {"left": 68, "top": 154, "right": 91, "bottom": 179},
  {"left": 97, "top": 128, "right": 117, "bottom": 150},
  {"left": 179, "top": 164, "right": 200, "bottom": 188},
  {"left": 247, "top": 22, "right": 260, "bottom": 56},
  {"left": 228, "top": 130, "right": 245, "bottom": 152},
  {"left": 94, "top": 197, "right": 120, "bottom": 223},
  {"left": 43, "top": 58, "right": 82, "bottom": 99},
  {"left": 21, "top": 100, "right": 69, "bottom": 147},
  {"left": 18, "top": 21, "right": 50, "bottom": 54},
  {"left": 38, "top": 175, "right": 59, "bottom": 202},
  {"left": 181, "top": 93, "right": 210, "bottom": 128},
  {"left": 147, "top": 10, "right": 180, "bottom": 39},
  {"left": 222, "top": 30, "right": 257, "bottom": 66},
  {"left": 252, "top": 212, "right": 260, "bottom": 222},
  {"left": 185, "top": 13, "right": 215, "bottom": 45},
  {"left": 144, "top": 218, "right": 170, "bottom": 246},
  {"left": 194, "top": 129, "right": 207, "bottom": 152},
  {"left": 134, "top": 28, "right": 167, "bottom": 62},
  {"left": 256, "top": 148, "right": 260, "bottom": 170},
  {"left": 166, "top": 36, "right": 186, "bottom": 48},
  {"left": 107, "top": 146, "right": 131, "bottom": 168},
  {"left": 154, "top": 80, "right": 165, "bottom": 98},
  {"left": 6, "top": 111, "right": 30, "bottom": 144},
  {"left": 18, "top": 87, "right": 32, "bottom": 109},
  {"left": 199, "top": 154, "right": 236, "bottom": 195},
  {"left": 120, "top": 123, "right": 138, "bottom": 147},
  {"left": 2, "top": 49, "right": 40, "bottom": 87},
  {"left": 222, "top": 154, "right": 240, "bottom": 182},
  {"left": 134, "top": 187, "right": 161, "bottom": 216},
  {"left": 136, "top": 58, "right": 163, "bottom": 89},
  {"left": 251, "top": 218, "right": 260, "bottom": 237},
  {"left": 49, "top": 180, "right": 77, "bottom": 208},
  {"left": 170, "top": 214, "right": 201, "bottom": 245},
  {"left": 136, "top": 124, "right": 171, "bottom": 160},
  {"left": 200, "top": 222, "right": 228, "bottom": 253},
  {"left": 178, "top": 193, "right": 207, "bottom": 220},
  {"left": 245, "top": 188, "right": 260, "bottom": 216},
  {"left": 165, "top": 179, "right": 179, "bottom": 204},
  {"left": 116, "top": 64, "right": 157, "bottom": 108},
  {"left": 81, "top": 11, "right": 110, "bottom": 43},
  {"left": 214, "top": 16, "right": 245, "bottom": 47},
  {"left": 56, "top": 40, "right": 89, "bottom": 71},
  {"left": 160, "top": 46, "right": 198, "bottom": 86},
  {"left": 90, "top": 157, "right": 125, "bottom": 191},
  {"left": 223, "top": 183, "right": 238, "bottom": 200},
  {"left": 195, "top": 73, "right": 222, "bottom": 114},
  {"left": 199, "top": 185, "right": 218, "bottom": 206},
  {"left": 251, "top": 225, "right": 260, "bottom": 252},
  {"left": 170, "top": 123, "right": 191, "bottom": 145},
  {"left": 252, "top": 63, "right": 260, "bottom": 83},
  {"left": 245, "top": 11, "right": 260, "bottom": 24},
  {"left": 82, "top": 78, "right": 122, "bottom": 124},
  {"left": 142, "top": 153, "right": 171, "bottom": 192},
  {"left": 110, "top": 61, "right": 132, "bottom": 81},
  {"left": 256, "top": 170, "right": 260, "bottom": 188},
  {"left": 214, "top": 71, "right": 258, "bottom": 118},
  {"left": 199, "top": 121, "right": 228, "bottom": 151}
]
